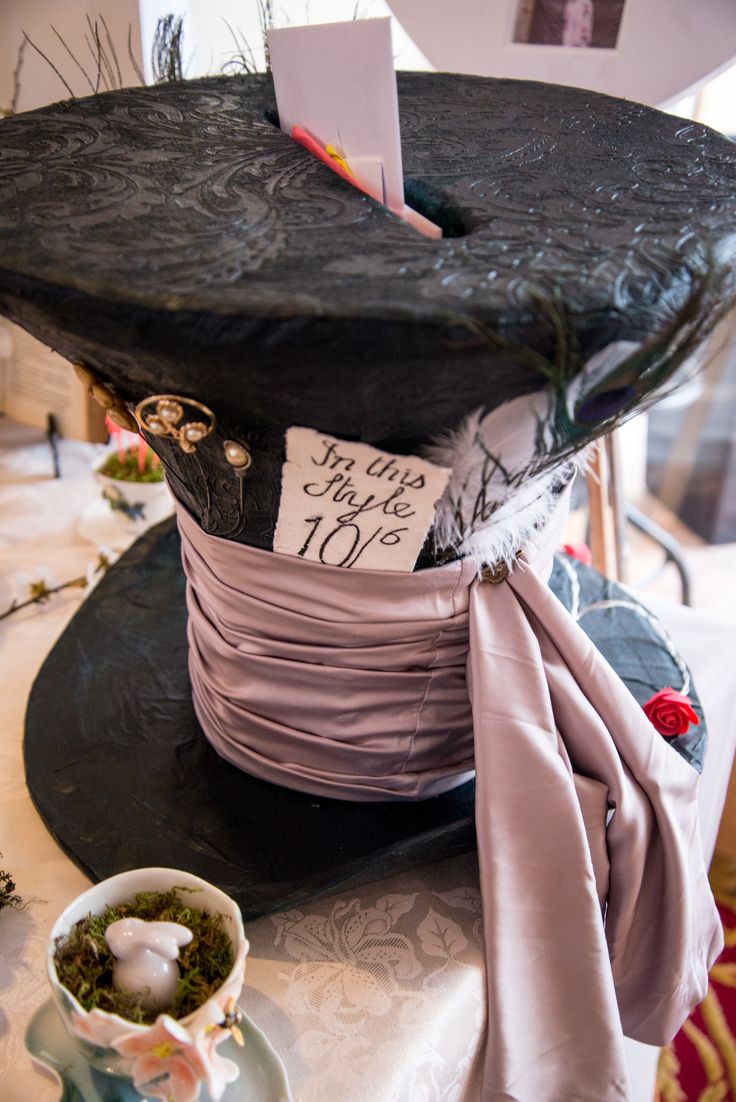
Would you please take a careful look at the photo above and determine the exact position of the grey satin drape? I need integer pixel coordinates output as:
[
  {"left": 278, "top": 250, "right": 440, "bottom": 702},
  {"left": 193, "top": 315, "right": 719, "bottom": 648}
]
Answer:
[{"left": 176, "top": 498, "right": 721, "bottom": 1101}]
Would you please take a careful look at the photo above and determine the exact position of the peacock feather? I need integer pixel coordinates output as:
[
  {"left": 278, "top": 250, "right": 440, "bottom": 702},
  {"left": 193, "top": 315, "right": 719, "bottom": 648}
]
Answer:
[{"left": 428, "top": 247, "right": 736, "bottom": 566}]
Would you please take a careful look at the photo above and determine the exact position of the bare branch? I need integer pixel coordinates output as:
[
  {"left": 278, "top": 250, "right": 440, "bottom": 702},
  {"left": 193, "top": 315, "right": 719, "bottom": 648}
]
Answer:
[
  {"left": 9, "top": 37, "right": 27, "bottom": 115},
  {"left": 51, "top": 24, "right": 95, "bottom": 93},
  {"left": 21, "top": 30, "right": 75, "bottom": 100},
  {"left": 84, "top": 22, "right": 107, "bottom": 91},
  {"left": 87, "top": 17, "right": 115, "bottom": 91},
  {"left": 257, "top": 0, "right": 274, "bottom": 70},
  {"left": 152, "top": 14, "right": 184, "bottom": 84},
  {"left": 222, "top": 18, "right": 258, "bottom": 75},
  {"left": 99, "top": 12, "right": 123, "bottom": 88},
  {"left": 127, "top": 24, "right": 146, "bottom": 85}
]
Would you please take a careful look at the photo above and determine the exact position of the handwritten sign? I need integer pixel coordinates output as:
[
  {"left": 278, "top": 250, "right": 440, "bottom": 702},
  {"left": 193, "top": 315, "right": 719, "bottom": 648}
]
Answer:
[{"left": 273, "top": 428, "right": 451, "bottom": 572}]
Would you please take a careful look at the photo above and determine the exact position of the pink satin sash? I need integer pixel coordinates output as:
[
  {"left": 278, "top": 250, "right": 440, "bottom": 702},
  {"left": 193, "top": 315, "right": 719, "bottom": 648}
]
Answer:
[{"left": 176, "top": 499, "right": 721, "bottom": 1102}]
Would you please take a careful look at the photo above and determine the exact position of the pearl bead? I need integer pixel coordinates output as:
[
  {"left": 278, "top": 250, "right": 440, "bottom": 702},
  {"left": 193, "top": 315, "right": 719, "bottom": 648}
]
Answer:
[
  {"left": 224, "top": 441, "right": 250, "bottom": 467},
  {"left": 146, "top": 415, "right": 165, "bottom": 434},
  {"left": 158, "top": 400, "right": 183, "bottom": 423},
  {"left": 183, "top": 422, "right": 206, "bottom": 442}
]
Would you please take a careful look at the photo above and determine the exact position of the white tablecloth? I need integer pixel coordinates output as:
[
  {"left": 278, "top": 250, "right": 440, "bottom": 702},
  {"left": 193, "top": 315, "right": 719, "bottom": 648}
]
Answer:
[{"left": 1, "top": 419, "right": 735, "bottom": 1102}]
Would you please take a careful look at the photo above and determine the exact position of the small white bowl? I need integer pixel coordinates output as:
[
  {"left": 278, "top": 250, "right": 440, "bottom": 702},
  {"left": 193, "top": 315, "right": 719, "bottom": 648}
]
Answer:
[
  {"left": 92, "top": 449, "right": 173, "bottom": 530},
  {"left": 48, "top": 868, "right": 249, "bottom": 1099}
]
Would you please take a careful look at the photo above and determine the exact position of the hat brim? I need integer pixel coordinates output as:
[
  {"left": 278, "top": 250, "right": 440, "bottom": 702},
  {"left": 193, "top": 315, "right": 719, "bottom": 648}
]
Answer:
[{"left": 25, "top": 518, "right": 705, "bottom": 919}]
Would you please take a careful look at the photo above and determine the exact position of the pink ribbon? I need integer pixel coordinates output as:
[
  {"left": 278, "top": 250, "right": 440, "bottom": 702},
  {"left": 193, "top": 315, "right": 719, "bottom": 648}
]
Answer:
[{"left": 176, "top": 499, "right": 721, "bottom": 1101}]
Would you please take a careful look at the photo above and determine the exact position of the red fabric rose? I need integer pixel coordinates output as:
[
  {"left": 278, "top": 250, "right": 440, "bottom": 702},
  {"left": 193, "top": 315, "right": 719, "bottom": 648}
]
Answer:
[
  {"left": 643, "top": 687, "right": 700, "bottom": 737},
  {"left": 562, "top": 541, "right": 593, "bottom": 566}
]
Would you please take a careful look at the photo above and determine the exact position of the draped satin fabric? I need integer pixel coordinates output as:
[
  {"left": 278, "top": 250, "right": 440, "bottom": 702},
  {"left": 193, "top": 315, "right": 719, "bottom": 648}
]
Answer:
[{"left": 177, "top": 499, "right": 721, "bottom": 1102}]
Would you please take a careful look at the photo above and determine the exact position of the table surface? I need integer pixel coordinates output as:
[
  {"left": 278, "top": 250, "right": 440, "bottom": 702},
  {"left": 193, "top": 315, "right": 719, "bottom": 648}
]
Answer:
[{"left": 2, "top": 418, "right": 735, "bottom": 1102}]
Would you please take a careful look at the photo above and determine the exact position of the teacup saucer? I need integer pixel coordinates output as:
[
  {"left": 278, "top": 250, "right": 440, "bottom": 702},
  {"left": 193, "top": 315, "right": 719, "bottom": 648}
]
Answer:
[{"left": 26, "top": 997, "right": 292, "bottom": 1102}]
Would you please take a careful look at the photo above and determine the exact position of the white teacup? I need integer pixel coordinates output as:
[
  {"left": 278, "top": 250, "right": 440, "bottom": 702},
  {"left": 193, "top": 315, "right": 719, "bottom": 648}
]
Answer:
[{"left": 47, "top": 867, "right": 249, "bottom": 1101}]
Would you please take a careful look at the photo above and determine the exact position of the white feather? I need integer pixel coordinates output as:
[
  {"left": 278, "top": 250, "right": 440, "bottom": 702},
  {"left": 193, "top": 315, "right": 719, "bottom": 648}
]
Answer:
[
  {"left": 424, "top": 337, "right": 662, "bottom": 571},
  {"left": 425, "top": 391, "right": 573, "bottom": 570}
]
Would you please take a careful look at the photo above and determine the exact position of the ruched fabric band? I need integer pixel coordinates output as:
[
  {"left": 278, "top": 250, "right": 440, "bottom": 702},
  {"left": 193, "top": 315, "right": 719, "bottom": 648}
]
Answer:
[{"left": 176, "top": 497, "right": 721, "bottom": 1102}]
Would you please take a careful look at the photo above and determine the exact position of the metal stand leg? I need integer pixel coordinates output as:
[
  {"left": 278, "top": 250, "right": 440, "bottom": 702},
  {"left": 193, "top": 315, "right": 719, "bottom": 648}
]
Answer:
[
  {"left": 625, "top": 503, "right": 693, "bottom": 607},
  {"left": 46, "top": 412, "right": 61, "bottom": 478},
  {"left": 585, "top": 430, "right": 692, "bottom": 605}
]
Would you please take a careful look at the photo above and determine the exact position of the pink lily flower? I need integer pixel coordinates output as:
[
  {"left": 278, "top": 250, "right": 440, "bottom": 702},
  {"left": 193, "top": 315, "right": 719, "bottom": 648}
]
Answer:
[
  {"left": 188, "top": 998, "right": 240, "bottom": 1100},
  {"left": 114, "top": 1014, "right": 208, "bottom": 1102}
]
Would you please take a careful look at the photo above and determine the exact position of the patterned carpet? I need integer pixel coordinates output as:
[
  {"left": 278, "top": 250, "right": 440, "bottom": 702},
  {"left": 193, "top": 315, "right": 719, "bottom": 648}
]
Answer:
[{"left": 657, "top": 858, "right": 736, "bottom": 1102}]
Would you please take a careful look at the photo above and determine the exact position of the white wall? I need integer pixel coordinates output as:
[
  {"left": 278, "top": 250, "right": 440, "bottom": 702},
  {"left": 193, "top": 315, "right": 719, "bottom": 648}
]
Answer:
[
  {"left": 0, "top": 0, "right": 143, "bottom": 113},
  {"left": 386, "top": 0, "right": 736, "bottom": 108},
  {"left": 136, "top": 0, "right": 431, "bottom": 81},
  {"left": 697, "top": 62, "right": 736, "bottom": 134}
]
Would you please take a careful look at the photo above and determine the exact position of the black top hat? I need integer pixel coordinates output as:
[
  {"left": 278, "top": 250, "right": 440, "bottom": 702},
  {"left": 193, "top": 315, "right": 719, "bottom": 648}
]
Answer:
[
  {"left": 1, "top": 72, "right": 735, "bottom": 552},
  {"left": 2, "top": 71, "right": 730, "bottom": 909}
]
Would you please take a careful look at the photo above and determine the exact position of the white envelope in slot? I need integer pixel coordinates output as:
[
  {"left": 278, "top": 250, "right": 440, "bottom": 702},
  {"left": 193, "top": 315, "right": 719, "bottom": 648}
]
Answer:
[
  {"left": 346, "top": 156, "right": 385, "bottom": 206},
  {"left": 268, "top": 18, "right": 405, "bottom": 213}
]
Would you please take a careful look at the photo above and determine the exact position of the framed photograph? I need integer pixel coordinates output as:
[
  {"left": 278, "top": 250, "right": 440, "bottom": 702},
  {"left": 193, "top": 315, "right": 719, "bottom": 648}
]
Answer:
[
  {"left": 513, "top": 1, "right": 626, "bottom": 50},
  {"left": 388, "top": 0, "right": 736, "bottom": 107}
]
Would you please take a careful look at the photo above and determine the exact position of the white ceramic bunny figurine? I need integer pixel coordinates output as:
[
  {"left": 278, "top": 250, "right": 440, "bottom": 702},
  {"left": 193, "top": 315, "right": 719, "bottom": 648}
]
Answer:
[{"left": 105, "top": 917, "right": 193, "bottom": 1011}]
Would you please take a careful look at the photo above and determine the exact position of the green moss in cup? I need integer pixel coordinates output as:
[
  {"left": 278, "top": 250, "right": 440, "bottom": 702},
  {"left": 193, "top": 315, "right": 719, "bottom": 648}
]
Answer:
[{"left": 53, "top": 888, "right": 233, "bottom": 1025}]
